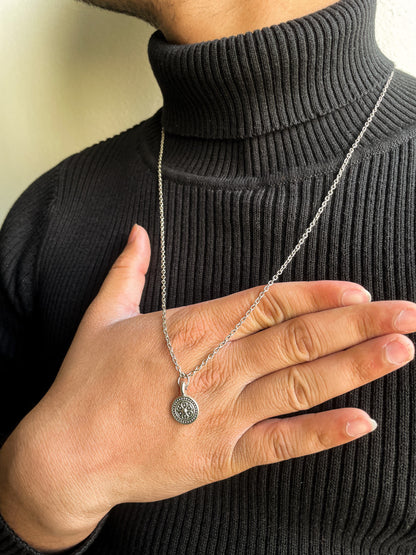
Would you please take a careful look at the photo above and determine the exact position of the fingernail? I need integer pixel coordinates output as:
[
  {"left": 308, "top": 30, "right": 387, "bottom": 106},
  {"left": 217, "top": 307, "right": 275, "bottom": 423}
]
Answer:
[
  {"left": 346, "top": 418, "right": 378, "bottom": 438},
  {"left": 342, "top": 288, "right": 372, "bottom": 306},
  {"left": 128, "top": 224, "right": 140, "bottom": 244},
  {"left": 394, "top": 309, "right": 416, "bottom": 333},
  {"left": 385, "top": 338, "right": 414, "bottom": 364}
]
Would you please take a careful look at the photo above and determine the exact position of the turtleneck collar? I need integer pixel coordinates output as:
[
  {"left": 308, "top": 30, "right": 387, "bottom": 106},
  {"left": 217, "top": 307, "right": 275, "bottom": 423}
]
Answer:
[{"left": 147, "top": 0, "right": 393, "bottom": 140}]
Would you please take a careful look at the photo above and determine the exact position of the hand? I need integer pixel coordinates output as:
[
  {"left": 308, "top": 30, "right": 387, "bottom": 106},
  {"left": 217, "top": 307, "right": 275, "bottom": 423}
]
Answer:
[{"left": 1, "top": 224, "right": 415, "bottom": 552}]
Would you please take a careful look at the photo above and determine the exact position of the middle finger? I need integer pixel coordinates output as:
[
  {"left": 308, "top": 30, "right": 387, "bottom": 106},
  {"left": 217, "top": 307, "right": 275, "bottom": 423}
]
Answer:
[{"left": 229, "top": 300, "right": 416, "bottom": 385}]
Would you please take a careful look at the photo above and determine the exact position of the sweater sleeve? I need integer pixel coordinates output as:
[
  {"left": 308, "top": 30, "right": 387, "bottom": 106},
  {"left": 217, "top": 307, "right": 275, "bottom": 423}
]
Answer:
[
  {"left": 0, "top": 167, "right": 107, "bottom": 554},
  {"left": 0, "top": 167, "right": 58, "bottom": 445},
  {"left": 0, "top": 513, "right": 108, "bottom": 555}
]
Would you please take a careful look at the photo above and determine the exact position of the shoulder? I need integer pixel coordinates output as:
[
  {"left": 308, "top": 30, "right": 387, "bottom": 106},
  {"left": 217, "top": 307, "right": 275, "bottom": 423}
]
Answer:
[
  {"left": 56, "top": 120, "right": 145, "bottom": 189},
  {"left": 1, "top": 115, "right": 153, "bottom": 239},
  {"left": 4, "top": 118, "right": 147, "bottom": 221},
  {"left": 0, "top": 117, "right": 154, "bottom": 310}
]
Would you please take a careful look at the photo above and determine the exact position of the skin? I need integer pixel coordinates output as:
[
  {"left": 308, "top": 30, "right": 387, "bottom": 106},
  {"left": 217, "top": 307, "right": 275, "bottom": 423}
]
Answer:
[
  {"left": 77, "top": 0, "right": 338, "bottom": 44},
  {"left": 1, "top": 1, "right": 415, "bottom": 552}
]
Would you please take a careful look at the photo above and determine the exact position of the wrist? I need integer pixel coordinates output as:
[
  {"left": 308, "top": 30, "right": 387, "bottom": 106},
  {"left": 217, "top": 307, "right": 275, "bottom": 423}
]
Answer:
[
  {"left": 0, "top": 507, "right": 99, "bottom": 554},
  {"left": 0, "top": 411, "right": 107, "bottom": 552}
]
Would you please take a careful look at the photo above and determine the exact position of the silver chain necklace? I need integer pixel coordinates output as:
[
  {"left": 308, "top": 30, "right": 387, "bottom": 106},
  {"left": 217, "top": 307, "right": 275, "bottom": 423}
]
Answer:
[{"left": 158, "top": 67, "right": 395, "bottom": 424}]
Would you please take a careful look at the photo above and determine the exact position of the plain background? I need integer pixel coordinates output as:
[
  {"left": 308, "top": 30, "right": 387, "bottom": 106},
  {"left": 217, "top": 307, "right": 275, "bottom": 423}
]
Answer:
[{"left": 0, "top": 0, "right": 415, "bottom": 224}]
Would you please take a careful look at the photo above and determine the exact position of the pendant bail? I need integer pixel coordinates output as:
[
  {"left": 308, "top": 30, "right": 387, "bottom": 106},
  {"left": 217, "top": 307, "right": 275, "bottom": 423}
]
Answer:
[{"left": 177, "top": 374, "right": 190, "bottom": 396}]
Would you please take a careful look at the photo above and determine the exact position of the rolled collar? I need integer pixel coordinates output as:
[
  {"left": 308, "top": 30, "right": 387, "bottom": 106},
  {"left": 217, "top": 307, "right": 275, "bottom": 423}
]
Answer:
[{"left": 147, "top": 0, "right": 393, "bottom": 140}]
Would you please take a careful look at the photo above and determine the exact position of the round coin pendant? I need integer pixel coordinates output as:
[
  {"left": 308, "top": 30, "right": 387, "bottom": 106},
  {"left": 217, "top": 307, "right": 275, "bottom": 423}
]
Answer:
[{"left": 171, "top": 394, "right": 199, "bottom": 424}]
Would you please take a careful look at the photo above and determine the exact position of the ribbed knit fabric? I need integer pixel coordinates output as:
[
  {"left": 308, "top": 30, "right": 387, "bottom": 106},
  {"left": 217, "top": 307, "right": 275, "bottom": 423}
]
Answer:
[{"left": 1, "top": 0, "right": 416, "bottom": 552}]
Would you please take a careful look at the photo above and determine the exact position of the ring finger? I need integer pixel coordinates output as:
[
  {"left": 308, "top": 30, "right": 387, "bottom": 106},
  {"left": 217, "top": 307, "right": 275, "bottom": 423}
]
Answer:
[{"left": 235, "top": 333, "right": 415, "bottom": 425}]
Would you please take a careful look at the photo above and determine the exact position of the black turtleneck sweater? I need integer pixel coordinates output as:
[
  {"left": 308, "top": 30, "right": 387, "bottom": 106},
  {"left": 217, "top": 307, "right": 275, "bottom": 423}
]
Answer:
[{"left": 1, "top": 0, "right": 416, "bottom": 552}]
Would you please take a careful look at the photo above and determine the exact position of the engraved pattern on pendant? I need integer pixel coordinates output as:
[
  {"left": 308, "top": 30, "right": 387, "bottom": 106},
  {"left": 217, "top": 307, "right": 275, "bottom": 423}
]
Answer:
[{"left": 171, "top": 395, "right": 199, "bottom": 424}]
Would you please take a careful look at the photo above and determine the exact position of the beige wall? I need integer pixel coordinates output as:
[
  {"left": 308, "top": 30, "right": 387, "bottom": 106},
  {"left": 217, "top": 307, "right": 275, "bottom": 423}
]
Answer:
[{"left": 1, "top": 0, "right": 415, "bottom": 224}]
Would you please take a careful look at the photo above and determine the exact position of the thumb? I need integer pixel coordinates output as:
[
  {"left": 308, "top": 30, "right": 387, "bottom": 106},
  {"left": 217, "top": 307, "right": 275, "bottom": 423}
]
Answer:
[{"left": 88, "top": 224, "right": 151, "bottom": 326}]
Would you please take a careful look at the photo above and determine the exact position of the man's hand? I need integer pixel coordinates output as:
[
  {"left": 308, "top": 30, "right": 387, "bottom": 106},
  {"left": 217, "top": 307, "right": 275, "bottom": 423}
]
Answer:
[{"left": 1, "top": 224, "right": 415, "bottom": 552}]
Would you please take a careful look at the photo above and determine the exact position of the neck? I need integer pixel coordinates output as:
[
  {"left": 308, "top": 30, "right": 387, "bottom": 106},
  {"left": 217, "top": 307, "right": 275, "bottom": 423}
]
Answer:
[{"left": 160, "top": 0, "right": 338, "bottom": 45}]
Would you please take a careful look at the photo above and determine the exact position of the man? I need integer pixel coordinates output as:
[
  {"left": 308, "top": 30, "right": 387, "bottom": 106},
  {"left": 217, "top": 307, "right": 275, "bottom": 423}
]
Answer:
[{"left": 1, "top": 0, "right": 416, "bottom": 552}]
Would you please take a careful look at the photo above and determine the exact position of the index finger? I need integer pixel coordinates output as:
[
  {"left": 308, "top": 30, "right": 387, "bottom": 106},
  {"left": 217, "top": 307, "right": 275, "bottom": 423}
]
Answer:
[{"left": 167, "top": 281, "right": 372, "bottom": 348}]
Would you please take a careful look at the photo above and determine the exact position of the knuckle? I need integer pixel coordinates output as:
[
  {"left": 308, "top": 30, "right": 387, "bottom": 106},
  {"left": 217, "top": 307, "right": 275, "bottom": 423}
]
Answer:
[
  {"left": 192, "top": 366, "right": 222, "bottom": 395},
  {"left": 349, "top": 354, "right": 379, "bottom": 384},
  {"left": 353, "top": 308, "right": 374, "bottom": 340},
  {"left": 199, "top": 442, "right": 233, "bottom": 483},
  {"left": 204, "top": 399, "right": 233, "bottom": 431},
  {"left": 110, "top": 250, "right": 134, "bottom": 273},
  {"left": 249, "top": 285, "right": 286, "bottom": 329},
  {"left": 314, "top": 428, "right": 334, "bottom": 451},
  {"left": 308, "top": 283, "right": 330, "bottom": 310},
  {"left": 285, "top": 367, "right": 314, "bottom": 412},
  {"left": 169, "top": 308, "right": 209, "bottom": 351},
  {"left": 268, "top": 422, "right": 334, "bottom": 463},
  {"left": 284, "top": 318, "right": 321, "bottom": 363},
  {"left": 191, "top": 348, "right": 233, "bottom": 395},
  {"left": 111, "top": 260, "right": 131, "bottom": 273},
  {"left": 268, "top": 425, "right": 294, "bottom": 462},
  {"left": 167, "top": 308, "right": 230, "bottom": 395}
]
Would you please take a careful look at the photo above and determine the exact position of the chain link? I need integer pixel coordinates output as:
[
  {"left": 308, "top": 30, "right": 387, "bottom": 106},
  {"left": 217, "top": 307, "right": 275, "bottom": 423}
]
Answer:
[{"left": 158, "top": 67, "right": 395, "bottom": 383}]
